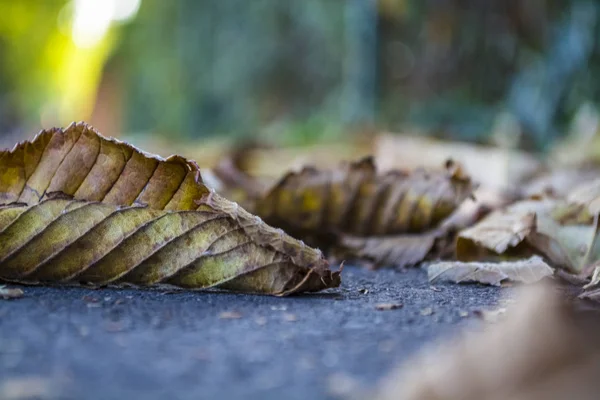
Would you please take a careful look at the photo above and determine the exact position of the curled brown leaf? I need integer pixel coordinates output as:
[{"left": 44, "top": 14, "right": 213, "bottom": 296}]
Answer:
[{"left": 0, "top": 123, "right": 340, "bottom": 295}]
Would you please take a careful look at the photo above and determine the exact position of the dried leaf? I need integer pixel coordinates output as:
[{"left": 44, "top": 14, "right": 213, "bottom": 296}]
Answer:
[
  {"left": 456, "top": 200, "right": 548, "bottom": 259},
  {"left": 0, "top": 285, "right": 23, "bottom": 299},
  {"left": 256, "top": 157, "right": 472, "bottom": 238},
  {"left": 428, "top": 256, "right": 554, "bottom": 286},
  {"left": 456, "top": 200, "right": 600, "bottom": 273},
  {"left": 374, "top": 284, "right": 600, "bottom": 400},
  {"left": 253, "top": 157, "right": 472, "bottom": 267},
  {"left": 0, "top": 123, "right": 340, "bottom": 295}
]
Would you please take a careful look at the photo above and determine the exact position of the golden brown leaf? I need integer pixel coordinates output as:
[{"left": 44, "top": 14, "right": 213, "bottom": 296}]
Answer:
[
  {"left": 252, "top": 157, "right": 473, "bottom": 267},
  {"left": 0, "top": 122, "right": 340, "bottom": 295},
  {"left": 256, "top": 157, "right": 473, "bottom": 238}
]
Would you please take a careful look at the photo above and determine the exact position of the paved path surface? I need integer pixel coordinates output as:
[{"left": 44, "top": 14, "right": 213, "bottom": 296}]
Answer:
[{"left": 0, "top": 266, "right": 503, "bottom": 400}]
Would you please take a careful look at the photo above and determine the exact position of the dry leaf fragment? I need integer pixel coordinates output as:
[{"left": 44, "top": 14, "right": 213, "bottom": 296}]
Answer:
[
  {"left": 375, "top": 303, "right": 403, "bottom": 311},
  {"left": 456, "top": 200, "right": 600, "bottom": 273},
  {"left": 428, "top": 256, "right": 554, "bottom": 286},
  {"left": 0, "top": 285, "right": 23, "bottom": 300},
  {"left": 456, "top": 200, "right": 549, "bottom": 259},
  {"left": 373, "top": 284, "right": 600, "bottom": 400},
  {"left": 254, "top": 157, "right": 472, "bottom": 267},
  {"left": 0, "top": 123, "right": 340, "bottom": 295}
]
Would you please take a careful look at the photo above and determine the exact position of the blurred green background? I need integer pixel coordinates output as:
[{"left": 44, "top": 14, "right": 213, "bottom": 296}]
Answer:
[{"left": 1, "top": 0, "right": 599, "bottom": 149}]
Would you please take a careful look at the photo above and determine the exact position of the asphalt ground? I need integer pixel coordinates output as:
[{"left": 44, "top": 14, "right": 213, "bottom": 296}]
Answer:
[{"left": 0, "top": 266, "right": 503, "bottom": 400}]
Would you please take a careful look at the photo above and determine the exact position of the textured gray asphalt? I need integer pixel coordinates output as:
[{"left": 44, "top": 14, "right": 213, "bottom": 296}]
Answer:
[{"left": 0, "top": 266, "right": 503, "bottom": 400}]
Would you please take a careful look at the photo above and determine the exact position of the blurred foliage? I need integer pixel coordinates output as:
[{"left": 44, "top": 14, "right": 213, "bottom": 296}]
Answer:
[
  {"left": 1, "top": 0, "right": 600, "bottom": 149},
  {"left": 0, "top": 1, "right": 68, "bottom": 131},
  {"left": 115, "top": 0, "right": 349, "bottom": 139}
]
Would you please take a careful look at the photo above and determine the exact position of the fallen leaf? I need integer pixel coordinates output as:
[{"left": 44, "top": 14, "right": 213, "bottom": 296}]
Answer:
[
  {"left": 256, "top": 157, "right": 473, "bottom": 238},
  {"left": 219, "top": 311, "right": 242, "bottom": 319},
  {"left": 456, "top": 200, "right": 548, "bottom": 260},
  {"left": 375, "top": 303, "right": 403, "bottom": 311},
  {"left": 253, "top": 157, "right": 472, "bottom": 267},
  {"left": 456, "top": 200, "right": 600, "bottom": 273},
  {"left": 373, "top": 284, "right": 600, "bottom": 400},
  {"left": 428, "top": 256, "right": 554, "bottom": 286},
  {"left": 0, "top": 123, "right": 340, "bottom": 295},
  {"left": 0, "top": 285, "right": 23, "bottom": 300}
]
